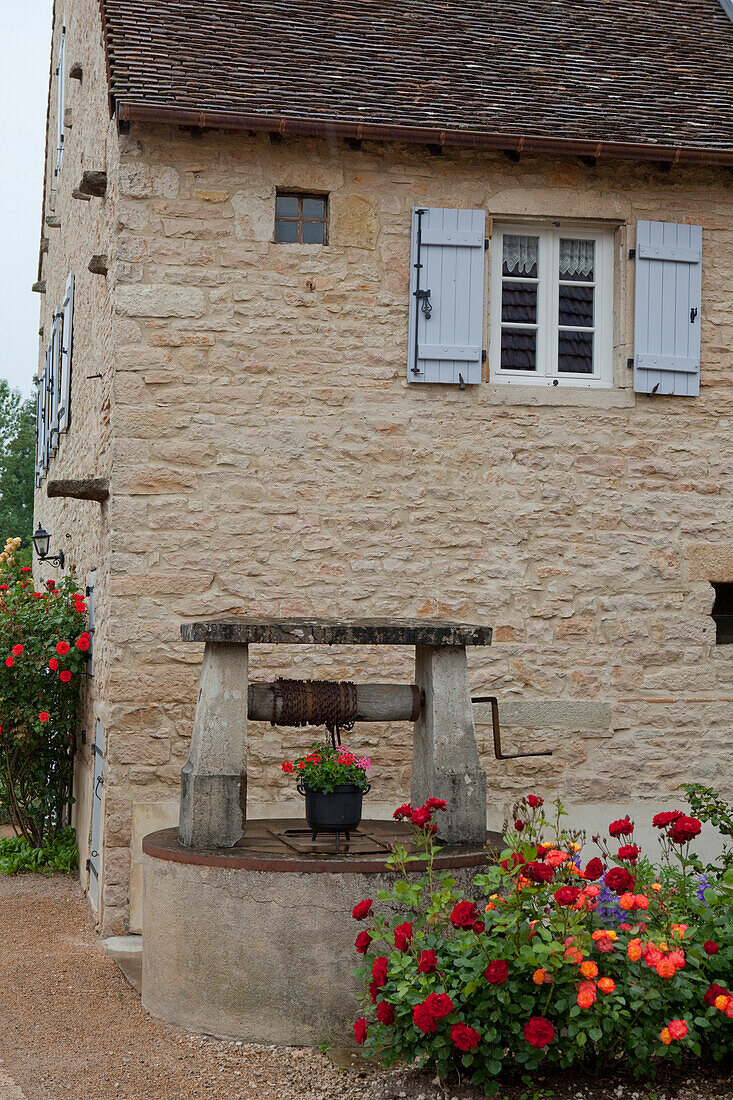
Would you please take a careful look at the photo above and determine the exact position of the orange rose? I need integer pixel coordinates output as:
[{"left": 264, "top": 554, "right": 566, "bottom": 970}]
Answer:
[
  {"left": 577, "top": 989, "right": 596, "bottom": 1008},
  {"left": 668, "top": 1019, "right": 688, "bottom": 1041},
  {"left": 660, "top": 1027, "right": 671, "bottom": 1045},
  {"left": 668, "top": 950, "right": 685, "bottom": 969},
  {"left": 532, "top": 968, "right": 545, "bottom": 986},
  {"left": 656, "top": 958, "right": 676, "bottom": 979},
  {"left": 546, "top": 849, "right": 569, "bottom": 867},
  {"left": 597, "top": 977, "right": 615, "bottom": 994},
  {"left": 627, "top": 939, "right": 642, "bottom": 962},
  {"left": 634, "top": 894, "right": 649, "bottom": 910},
  {"left": 619, "top": 893, "right": 636, "bottom": 911},
  {"left": 651, "top": 882, "right": 662, "bottom": 892},
  {"left": 670, "top": 923, "right": 688, "bottom": 938},
  {"left": 580, "top": 961, "right": 599, "bottom": 979},
  {"left": 714, "top": 995, "right": 730, "bottom": 1011}
]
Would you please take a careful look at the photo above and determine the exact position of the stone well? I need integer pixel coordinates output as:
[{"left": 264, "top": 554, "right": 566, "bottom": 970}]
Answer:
[{"left": 142, "top": 617, "right": 504, "bottom": 1044}]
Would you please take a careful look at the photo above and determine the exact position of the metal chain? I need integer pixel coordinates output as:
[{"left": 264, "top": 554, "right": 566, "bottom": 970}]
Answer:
[{"left": 272, "top": 679, "right": 358, "bottom": 747}]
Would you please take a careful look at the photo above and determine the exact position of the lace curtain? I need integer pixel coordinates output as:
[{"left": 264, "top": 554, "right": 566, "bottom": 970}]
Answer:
[
  {"left": 559, "top": 238, "right": 594, "bottom": 278},
  {"left": 503, "top": 235, "right": 538, "bottom": 275}
]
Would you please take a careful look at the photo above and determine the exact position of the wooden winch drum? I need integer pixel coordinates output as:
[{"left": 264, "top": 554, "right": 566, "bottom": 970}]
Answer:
[{"left": 247, "top": 682, "right": 422, "bottom": 724}]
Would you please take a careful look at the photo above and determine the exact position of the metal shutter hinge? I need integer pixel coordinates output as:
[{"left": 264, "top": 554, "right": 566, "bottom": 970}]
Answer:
[
  {"left": 627, "top": 358, "right": 634, "bottom": 370},
  {"left": 628, "top": 249, "right": 636, "bottom": 259}
]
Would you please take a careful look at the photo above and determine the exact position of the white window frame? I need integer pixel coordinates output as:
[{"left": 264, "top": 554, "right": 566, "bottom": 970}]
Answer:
[
  {"left": 489, "top": 222, "right": 614, "bottom": 388},
  {"left": 55, "top": 24, "right": 66, "bottom": 177}
]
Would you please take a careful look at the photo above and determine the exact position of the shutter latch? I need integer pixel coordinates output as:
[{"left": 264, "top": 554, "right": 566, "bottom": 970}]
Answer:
[
  {"left": 690, "top": 307, "right": 698, "bottom": 323},
  {"left": 414, "top": 288, "right": 432, "bottom": 318}
]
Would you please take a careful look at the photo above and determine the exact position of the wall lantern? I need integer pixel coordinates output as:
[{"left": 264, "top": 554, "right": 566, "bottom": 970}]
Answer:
[{"left": 31, "top": 524, "right": 65, "bottom": 569}]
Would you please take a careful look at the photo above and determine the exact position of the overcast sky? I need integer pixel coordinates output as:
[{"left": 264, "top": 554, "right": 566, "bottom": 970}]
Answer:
[{"left": 0, "top": 0, "right": 53, "bottom": 398}]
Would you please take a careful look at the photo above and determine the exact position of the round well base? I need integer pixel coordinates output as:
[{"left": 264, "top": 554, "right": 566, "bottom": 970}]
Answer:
[{"left": 142, "top": 820, "right": 497, "bottom": 1046}]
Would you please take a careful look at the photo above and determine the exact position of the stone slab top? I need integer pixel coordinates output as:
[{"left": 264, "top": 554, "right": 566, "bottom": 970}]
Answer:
[{"left": 180, "top": 617, "right": 492, "bottom": 647}]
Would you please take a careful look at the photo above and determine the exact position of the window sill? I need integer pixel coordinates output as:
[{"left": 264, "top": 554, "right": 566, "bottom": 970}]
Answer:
[{"left": 479, "top": 383, "right": 635, "bottom": 409}]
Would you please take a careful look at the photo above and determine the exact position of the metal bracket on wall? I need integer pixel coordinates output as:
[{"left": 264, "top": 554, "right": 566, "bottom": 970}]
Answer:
[{"left": 472, "top": 696, "right": 554, "bottom": 761}]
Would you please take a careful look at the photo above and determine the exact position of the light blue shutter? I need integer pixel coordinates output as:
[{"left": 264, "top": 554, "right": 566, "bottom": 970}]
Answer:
[
  {"left": 633, "top": 221, "right": 702, "bottom": 397},
  {"left": 86, "top": 570, "right": 95, "bottom": 675},
  {"left": 58, "top": 273, "right": 74, "bottom": 433},
  {"left": 88, "top": 720, "right": 105, "bottom": 909},
  {"left": 408, "top": 207, "right": 486, "bottom": 385},
  {"left": 56, "top": 27, "right": 66, "bottom": 177},
  {"left": 49, "top": 310, "right": 62, "bottom": 454},
  {"left": 35, "top": 365, "right": 46, "bottom": 485}
]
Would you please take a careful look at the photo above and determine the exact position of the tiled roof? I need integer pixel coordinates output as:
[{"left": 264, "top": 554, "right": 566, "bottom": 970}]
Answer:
[{"left": 99, "top": 0, "right": 733, "bottom": 162}]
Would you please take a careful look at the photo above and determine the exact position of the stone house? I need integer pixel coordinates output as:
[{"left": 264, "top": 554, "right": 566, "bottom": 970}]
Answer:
[{"left": 33, "top": 0, "right": 733, "bottom": 935}]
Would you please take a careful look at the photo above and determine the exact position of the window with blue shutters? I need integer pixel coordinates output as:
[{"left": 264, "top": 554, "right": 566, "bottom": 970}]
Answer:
[
  {"left": 633, "top": 221, "right": 702, "bottom": 397},
  {"left": 58, "top": 273, "right": 74, "bottom": 433},
  {"left": 408, "top": 207, "right": 486, "bottom": 385}
]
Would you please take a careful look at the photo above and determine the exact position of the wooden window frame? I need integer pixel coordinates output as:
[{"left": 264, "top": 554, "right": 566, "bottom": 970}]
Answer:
[
  {"left": 274, "top": 192, "right": 328, "bottom": 245},
  {"left": 489, "top": 222, "right": 614, "bottom": 389}
]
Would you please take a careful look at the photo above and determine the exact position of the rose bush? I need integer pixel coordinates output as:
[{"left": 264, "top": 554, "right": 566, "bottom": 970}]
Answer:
[
  {"left": 0, "top": 545, "right": 88, "bottom": 846},
  {"left": 353, "top": 792, "right": 732, "bottom": 1092}
]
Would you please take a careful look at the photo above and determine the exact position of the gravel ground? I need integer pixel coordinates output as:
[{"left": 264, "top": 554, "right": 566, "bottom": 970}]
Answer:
[{"left": 0, "top": 874, "right": 729, "bottom": 1100}]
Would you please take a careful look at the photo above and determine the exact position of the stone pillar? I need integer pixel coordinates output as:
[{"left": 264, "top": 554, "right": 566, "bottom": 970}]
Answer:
[
  {"left": 412, "top": 645, "right": 486, "bottom": 845},
  {"left": 179, "top": 642, "right": 248, "bottom": 848}
]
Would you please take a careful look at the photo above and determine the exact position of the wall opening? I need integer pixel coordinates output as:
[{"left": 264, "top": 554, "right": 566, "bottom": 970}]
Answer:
[{"left": 711, "top": 583, "right": 733, "bottom": 644}]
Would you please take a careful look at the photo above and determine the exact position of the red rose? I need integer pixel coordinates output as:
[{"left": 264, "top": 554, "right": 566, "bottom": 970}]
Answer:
[
  {"left": 554, "top": 886, "right": 580, "bottom": 906},
  {"left": 652, "top": 810, "right": 683, "bottom": 829},
  {"left": 393, "top": 803, "right": 412, "bottom": 821},
  {"left": 355, "top": 930, "right": 372, "bottom": 954},
  {"left": 526, "top": 861, "right": 554, "bottom": 884},
  {"left": 76, "top": 633, "right": 91, "bottom": 652},
  {"left": 501, "top": 852, "right": 525, "bottom": 872},
  {"left": 472, "top": 920, "right": 485, "bottom": 934},
  {"left": 410, "top": 805, "right": 432, "bottom": 827},
  {"left": 352, "top": 898, "right": 374, "bottom": 920},
  {"left": 55, "top": 641, "right": 70, "bottom": 656},
  {"left": 59, "top": 670, "right": 72, "bottom": 683},
  {"left": 11, "top": 644, "right": 23, "bottom": 656},
  {"left": 617, "top": 845, "right": 640, "bottom": 863},
  {"left": 703, "top": 941, "right": 720, "bottom": 955},
  {"left": 515, "top": 819, "right": 525, "bottom": 832},
  {"left": 485, "top": 959, "right": 509, "bottom": 984},
  {"left": 48, "top": 658, "right": 59, "bottom": 671},
  {"left": 394, "top": 921, "right": 413, "bottom": 951},
  {"left": 353, "top": 1017, "right": 368, "bottom": 1045},
  {"left": 583, "top": 857, "right": 605, "bottom": 880},
  {"left": 536, "top": 843, "right": 552, "bottom": 857},
  {"left": 38, "top": 712, "right": 49, "bottom": 723},
  {"left": 608, "top": 817, "right": 634, "bottom": 838},
  {"left": 19, "top": 567, "right": 30, "bottom": 573},
  {"left": 417, "top": 949, "right": 437, "bottom": 974},
  {"left": 413, "top": 1002, "right": 437, "bottom": 1035},
  {"left": 527, "top": 795, "right": 544, "bottom": 808},
  {"left": 368, "top": 980, "right": 379, "bottom": 1004},
  {"left": 703, "top": 982, "right": 728, "bottom": 1007},
  {"left": 371, "top": 957, "right": 388, "bottom": 988},
  {"left": 451, "top": 1022, "right": 481, "bottom": 1051},
  {"left": 426, "top": 797, "right": 447, "bottom": 812},
  {"left": 450, "top": 901, "right": 477, "bottom": 929},
  {"left": 423, "top": 992, "right": 453, "bottom": 1019},
  {"left": 604, "top": 867, "right": 635, "bottom": 895},
  {"left": 376, "top": 1000, "right": 395, "bottom": 1026},
  {"left": 668, "top": 815, "right": 702, "bottom": 844},
  {"left": 523, "top": 1016, "right": 555, "bottom": 1048},
  {"left": 0, "top": 586, "right": 7, "bottom": 592},
  {"left": 5, "top": 656, "right": 14, "bottom": 668}
]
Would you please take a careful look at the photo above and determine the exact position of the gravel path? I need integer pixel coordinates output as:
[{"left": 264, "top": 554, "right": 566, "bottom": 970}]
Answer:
[{"left": 0, "top": 875, "right": 729, "bottom": 1100}]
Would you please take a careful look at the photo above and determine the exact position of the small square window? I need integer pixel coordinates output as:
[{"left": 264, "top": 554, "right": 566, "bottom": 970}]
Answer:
[
  {"left": 274, "top": 192, "right": 328, "bottom": 244},
  {"left": 712, "top": 583, "right": 733, "bottom": 644}
]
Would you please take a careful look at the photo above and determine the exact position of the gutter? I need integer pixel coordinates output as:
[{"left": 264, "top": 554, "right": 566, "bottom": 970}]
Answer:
[{"left": 117, "top": 102, "right": 733, "bottom": 168}]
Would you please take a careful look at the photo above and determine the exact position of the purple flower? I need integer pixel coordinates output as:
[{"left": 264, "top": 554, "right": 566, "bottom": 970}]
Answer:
[{"left": 696, "top": 874, "right": 711, "bottom": 904}]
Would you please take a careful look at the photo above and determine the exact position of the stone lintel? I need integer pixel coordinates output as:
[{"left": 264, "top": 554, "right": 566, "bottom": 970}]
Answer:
[
  {"left": 474, "top": 699, "right": 611, "bottom": 729},
  {"left": 181, "top": 617, "right": 492, "bottom": 647}
]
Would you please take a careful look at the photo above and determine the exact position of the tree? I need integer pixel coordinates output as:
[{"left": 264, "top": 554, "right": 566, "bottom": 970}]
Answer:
[{"left": 0, "top": 380, "right": 35, "bottom": 544}]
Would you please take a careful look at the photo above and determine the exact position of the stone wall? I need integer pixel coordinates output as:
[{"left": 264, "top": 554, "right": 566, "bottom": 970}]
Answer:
[
  {"left": 32, "top": 0, "right": 119, "bottom": 915},
  {"left": 97, "top": 125, "right": 733, "bottom": 930}
]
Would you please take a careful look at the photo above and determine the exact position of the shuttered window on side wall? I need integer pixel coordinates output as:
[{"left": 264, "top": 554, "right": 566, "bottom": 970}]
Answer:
[
  {"left": 58, "top": 273, "right": 74, "bottom": 433},
  {"left": 408, "top": 207, "right": 486, "bottom": 385},
  {"left": 633, "top": 221, "right": 702, "bottom": 397}
]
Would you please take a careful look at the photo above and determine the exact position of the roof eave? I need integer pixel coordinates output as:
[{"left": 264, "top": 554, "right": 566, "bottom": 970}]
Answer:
[{"left": 117, "top": 101, "right": 733, "bottom": 168}]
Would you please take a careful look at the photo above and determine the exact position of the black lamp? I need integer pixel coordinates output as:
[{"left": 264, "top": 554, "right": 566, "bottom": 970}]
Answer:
[{"left": 31, "top": 524, "right": 64, "bottom": 568}]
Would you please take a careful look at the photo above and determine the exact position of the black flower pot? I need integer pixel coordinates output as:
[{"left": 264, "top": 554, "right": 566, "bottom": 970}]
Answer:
[{"left": 297, "top": 782, "right": 370, "bottom": 841}]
